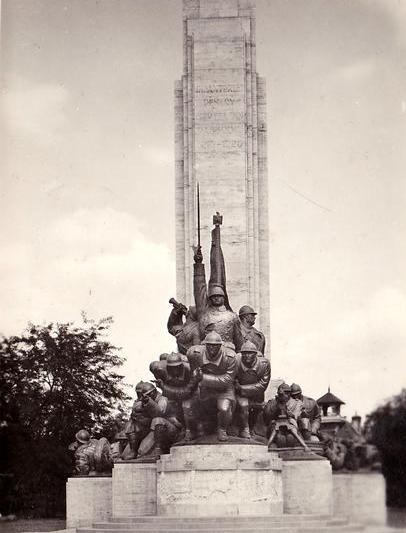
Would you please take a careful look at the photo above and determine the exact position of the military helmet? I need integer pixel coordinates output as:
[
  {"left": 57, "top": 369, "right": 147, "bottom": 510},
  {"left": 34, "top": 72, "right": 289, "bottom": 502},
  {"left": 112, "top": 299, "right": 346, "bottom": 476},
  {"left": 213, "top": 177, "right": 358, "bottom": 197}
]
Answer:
[
  {"left": 135, "top": 381, "right": 156, "bottom": 394},
  {"left": 238, "top": 305, "right": 257, "bottom": 316},
  {"left": 167, "top": 352, "right": 183, "bottom": 366},
  {"left": 203, "top": 331, "right": 223, "bottom": 345},
  {"left": 75, "top": 429, "right": 91, "bottom": 444},
  {"left": 240, "top": 340, "right": 258, "bottom": 353},
  {"left": 290, "top": 383, "right": 302, "bottom": 396},
  {"left": 208, "top": 285, "right": 225, "bottom": 298},
  {"left": 277, "top": 383, "right": 291, "bottom": 394}
]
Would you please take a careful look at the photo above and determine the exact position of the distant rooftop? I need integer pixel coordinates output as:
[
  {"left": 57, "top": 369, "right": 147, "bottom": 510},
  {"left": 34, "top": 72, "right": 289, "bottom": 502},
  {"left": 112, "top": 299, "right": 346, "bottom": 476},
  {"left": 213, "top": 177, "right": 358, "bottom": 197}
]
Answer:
[{"left": 317, "top": 387, "right": 345, "bottom": 406}]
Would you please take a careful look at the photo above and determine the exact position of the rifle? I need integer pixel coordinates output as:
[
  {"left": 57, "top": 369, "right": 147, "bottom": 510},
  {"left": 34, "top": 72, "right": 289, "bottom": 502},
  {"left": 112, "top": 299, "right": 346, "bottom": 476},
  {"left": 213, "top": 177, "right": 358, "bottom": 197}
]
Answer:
[{"left": 197, "top": 181, "right": 201, "bottom": 252}]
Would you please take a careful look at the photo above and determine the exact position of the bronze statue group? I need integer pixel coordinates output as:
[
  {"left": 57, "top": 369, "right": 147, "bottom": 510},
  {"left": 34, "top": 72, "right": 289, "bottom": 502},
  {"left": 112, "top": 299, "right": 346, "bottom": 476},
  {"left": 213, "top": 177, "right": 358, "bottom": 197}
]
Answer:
[
  {"left": 118, "top": 215, "right": 322, "bottom": 461},
  {"left": 69, "top": 216, "right": 322, "bottom": 472}
]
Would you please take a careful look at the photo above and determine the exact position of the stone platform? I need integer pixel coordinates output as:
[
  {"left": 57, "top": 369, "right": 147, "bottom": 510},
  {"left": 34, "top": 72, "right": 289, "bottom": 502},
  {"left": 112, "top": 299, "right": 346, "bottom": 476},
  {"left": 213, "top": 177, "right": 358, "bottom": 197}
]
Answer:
[
  {"left": 66, "top": 476, "right": 112, "bottom": 528},
  {"left": 77, "top": 514, "right": 397, "bottom": 533},
  {"left": 157, "top": 444, "right": 283, "bottom": 516},
  {"left": 333, "top": 471, "right": 386, "bottom": 525}
]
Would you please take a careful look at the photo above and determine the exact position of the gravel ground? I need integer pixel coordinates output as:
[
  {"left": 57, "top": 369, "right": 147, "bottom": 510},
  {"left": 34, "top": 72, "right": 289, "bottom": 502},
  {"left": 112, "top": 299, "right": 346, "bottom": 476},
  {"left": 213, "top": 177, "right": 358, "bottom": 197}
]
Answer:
[{"left": 0, "top": 519, "right": 66, "bottom": 533}]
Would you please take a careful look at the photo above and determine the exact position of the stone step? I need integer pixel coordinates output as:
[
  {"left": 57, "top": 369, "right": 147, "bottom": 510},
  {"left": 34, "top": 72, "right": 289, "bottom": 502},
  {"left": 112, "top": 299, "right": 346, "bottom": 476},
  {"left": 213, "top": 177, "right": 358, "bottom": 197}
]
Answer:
[
  {"left": 79, "top": 526, "right": 365, "bottom": 533},
  {"left": 109, "top": 515, "right": 333, "bottom": 523},
  {"left": 91, "top": 519, "right": 349, "bottom": 530}
]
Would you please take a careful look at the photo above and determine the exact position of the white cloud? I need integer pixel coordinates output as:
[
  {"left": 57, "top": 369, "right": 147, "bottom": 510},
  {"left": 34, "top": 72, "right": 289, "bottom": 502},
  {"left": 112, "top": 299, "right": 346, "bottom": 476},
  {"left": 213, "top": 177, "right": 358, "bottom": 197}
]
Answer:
[
  {"left": 0, "top": 207, "right": 177, "bottom": 389},
  {"left": 332, "top": 57, "right": 377, "bottom": 84},
  {"left": 276, "top": 286, "right": 406, "bottom": 419}
]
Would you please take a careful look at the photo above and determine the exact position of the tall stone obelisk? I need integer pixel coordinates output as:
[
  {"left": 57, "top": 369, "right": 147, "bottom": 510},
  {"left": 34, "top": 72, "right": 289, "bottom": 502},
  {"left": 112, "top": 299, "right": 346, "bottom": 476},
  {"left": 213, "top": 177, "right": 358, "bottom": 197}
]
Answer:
[{"left": 175, "top": 0, "right": 270, "bottom": 349}]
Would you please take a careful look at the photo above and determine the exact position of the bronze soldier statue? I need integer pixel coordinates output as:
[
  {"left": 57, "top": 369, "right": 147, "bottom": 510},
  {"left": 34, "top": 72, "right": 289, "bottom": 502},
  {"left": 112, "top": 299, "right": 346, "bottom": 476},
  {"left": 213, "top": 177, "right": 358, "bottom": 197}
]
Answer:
[
  {"left": 123, "top": 381, "right": 179, "bottom": 459},
  {"left": 69, "top": 430, "right": 112, "bottom": 475},
  {"left": 235, "top": 341, "right": 270, "bottom": 438},
  {"left": 167, "top": 299, "right": 201, "bottom": 355},
  {"left": 150, "top": 352, "right": 203, "bottom": 442},
  {"left": 187, "top": 331, "right": 237, "bottom": 441},
  {"left": 290, "top": 383, "right": 321, "bottom": 441},
  {"left": 238, "top": 305, "right": 266, "bottom": 355},
  {"left": 193, "top": 214, "right": 243, "bottom": 352},
  {"left": 263, "top": 383, "right": 310, "bottom": 452}
]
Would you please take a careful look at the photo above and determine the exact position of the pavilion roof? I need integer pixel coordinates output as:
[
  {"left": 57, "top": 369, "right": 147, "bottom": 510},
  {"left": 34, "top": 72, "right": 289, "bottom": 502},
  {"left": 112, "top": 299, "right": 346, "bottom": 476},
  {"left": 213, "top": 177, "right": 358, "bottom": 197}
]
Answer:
[{"left": 317, "top": 389, "right": 345, "bottom": 406}]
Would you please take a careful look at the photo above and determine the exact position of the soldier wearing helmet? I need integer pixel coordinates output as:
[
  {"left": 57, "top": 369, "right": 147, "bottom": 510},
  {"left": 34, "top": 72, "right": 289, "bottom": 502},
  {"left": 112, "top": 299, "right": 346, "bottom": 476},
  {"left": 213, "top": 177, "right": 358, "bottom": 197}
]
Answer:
[
  {"left": 234, "top": 341, "right": 270, "bottom": 438},
  {"left": 123, "top": 381, "right": 179, "bottom": 459},
  {"left": 186, "top": 331, "right": 237, "bottom": 442},
  {"left": 69, "top": 430, "right": 112, "bottom": 475},
  {"left": 193, "top": 216, "right": 243, "bottom": 352},
  {"left": 290, "top": 383, "right": 321, "bottom": 440},
  {"left": 263, "top": 383, "right": 310, "bottom": 452},
  {"left": 149, "top": 352, "right": 203, "bottom": 441},
  {"left": 238, "top": 305, "right": 266, "bottom": 355}
]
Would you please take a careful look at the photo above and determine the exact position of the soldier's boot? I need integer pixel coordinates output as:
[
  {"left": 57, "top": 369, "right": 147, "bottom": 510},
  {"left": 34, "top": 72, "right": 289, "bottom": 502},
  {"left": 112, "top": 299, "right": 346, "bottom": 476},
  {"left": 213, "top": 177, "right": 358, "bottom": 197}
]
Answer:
[
  {"left": 183, "top": 402, "right": 196, "bottom": 441},
  {"left": 239, "top": 405, "right": 250, "bottom": 439},
  {"left": 127, "top": 433, "right": 139, "bottom": 460},
  {"left": 217, "top": 403, "right": 232, "bottom": 442},
  {"left": 153, "top": 424, "right": 168, "bottom": 457},
  {"left": 217, "top": 427, "right": 229, "bottom": 442},
  {"left": 240, "top": 427, "right": 251, "bottom": 439},
  {"left": 196, "top": 422, "right": 205, "bottom": 438}
]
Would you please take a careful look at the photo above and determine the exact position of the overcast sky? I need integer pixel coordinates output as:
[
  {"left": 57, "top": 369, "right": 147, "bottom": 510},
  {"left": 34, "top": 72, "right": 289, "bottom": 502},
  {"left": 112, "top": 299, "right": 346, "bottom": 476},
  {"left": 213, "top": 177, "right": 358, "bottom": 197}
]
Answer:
[{"left": 1, "top": 0, "right": 406, "bottom": 419}]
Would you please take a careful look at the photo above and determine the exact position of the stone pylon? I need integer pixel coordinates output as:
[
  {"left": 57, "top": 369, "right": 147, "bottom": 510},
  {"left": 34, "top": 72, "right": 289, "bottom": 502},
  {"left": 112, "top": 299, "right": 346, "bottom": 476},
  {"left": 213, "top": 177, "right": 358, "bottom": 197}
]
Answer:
[{"left": 175, "top": 0, "right": 270, "bottom": 352}]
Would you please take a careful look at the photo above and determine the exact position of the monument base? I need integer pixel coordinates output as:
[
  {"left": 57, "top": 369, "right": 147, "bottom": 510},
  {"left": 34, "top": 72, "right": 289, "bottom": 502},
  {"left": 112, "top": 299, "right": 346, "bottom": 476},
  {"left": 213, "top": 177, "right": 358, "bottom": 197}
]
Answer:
[
  {"left": 66, "top": 476, "right": 112, "bottom": 528},
  {"left": 157, "top": 444, "right": 283, "bottom": 516},
  {"left": 112, "top": 461, "right": 157, "bottom": 517},
  {"left": 281, "top": 450, "right": 333, "bottom": 515},
  {"left": 333, "top": 471, "right": 386, "bottom": 525}
]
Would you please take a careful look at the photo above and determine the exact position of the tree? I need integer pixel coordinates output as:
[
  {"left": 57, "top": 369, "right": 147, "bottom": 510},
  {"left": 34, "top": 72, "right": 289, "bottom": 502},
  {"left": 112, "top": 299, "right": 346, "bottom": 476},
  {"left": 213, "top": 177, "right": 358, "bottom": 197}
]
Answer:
[
  {"left": 0, "top": 315, "right": 130, "bottom": 517},
  {"left": 365, "top": 389, "right": 406, "bottom": 507}
]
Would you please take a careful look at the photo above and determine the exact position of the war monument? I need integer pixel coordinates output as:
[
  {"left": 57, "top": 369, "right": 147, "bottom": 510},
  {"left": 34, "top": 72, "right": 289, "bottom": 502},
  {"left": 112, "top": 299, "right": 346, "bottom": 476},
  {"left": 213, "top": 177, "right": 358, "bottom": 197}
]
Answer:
[{"left": 65, "top": 1, "right": 388, "bottom": 531}]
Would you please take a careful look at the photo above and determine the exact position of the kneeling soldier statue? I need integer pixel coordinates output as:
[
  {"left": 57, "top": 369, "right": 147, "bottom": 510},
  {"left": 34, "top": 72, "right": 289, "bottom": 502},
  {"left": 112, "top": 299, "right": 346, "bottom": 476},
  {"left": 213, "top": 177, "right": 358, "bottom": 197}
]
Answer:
[
  {"left": 150, "top": 352, "right": 203, "bottom": 442},
  {"left": 235, "top": 341, "right": 270, "bottom": 438},
  {"left": 187, "top": 331, "right": 237, "bottom": 442},
  {"left": 124, "top": 381, "right": 179, "bottom": 459}
]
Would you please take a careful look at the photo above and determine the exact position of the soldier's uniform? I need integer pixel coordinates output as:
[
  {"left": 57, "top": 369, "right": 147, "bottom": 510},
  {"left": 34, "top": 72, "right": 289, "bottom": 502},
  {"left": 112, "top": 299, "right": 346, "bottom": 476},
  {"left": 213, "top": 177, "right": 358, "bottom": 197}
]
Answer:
[
  {"left": 187, "top": 336, "right": 237, "bottom": 440},
  {"left": 290, "top": 384, "right": 321, "bottom": 438},
  {"left": 238, "top": 305, "right": 266, "bottom": 354},
  {"left": 235, "top": 347, "right": 270, "bottom": 437},
  {"left": 124, "top": 382, "right": 179, "bottom": 459},
  {"left": 150, "top": 353, "right": 202, "bottom": 440},
  {"left": 194, "top": 263, "right": 243, "bottom": 352},
  {"left": 240, "top": 323, "right": 266, "bottom": 354}
]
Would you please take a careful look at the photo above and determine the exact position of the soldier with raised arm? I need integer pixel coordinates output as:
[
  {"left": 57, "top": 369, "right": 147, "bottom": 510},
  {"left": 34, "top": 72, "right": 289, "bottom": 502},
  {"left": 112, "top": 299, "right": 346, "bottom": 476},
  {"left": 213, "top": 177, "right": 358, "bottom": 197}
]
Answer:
[{"left": 193, "top": 213, "right": 243, "bottom": 352}]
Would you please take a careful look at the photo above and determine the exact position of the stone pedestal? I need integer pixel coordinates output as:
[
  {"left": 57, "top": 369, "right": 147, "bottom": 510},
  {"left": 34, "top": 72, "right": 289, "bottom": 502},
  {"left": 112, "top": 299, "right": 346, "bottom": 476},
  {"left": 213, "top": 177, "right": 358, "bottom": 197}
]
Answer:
[
  {"left": 333, "top": 471, "right": 386, "bottom": 525},
  {"left": 282, "top": 453, "right": 333, "bottom": 515},
  {"left": 157, "top": 444, "right": 283, "bottom": 516},
  {"left": 66, "top": 476, "right": 112, "bottom": 528},
  {"left": 112, "top": 462, "right": 157, "bottom": 517}
]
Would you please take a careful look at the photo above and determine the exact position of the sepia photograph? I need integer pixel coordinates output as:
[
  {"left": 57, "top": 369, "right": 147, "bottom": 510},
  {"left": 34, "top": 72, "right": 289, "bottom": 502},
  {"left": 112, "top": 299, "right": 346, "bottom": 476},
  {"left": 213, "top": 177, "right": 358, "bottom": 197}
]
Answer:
[{"left": 1, "top": 0, "right": 406, "bottom": 531}]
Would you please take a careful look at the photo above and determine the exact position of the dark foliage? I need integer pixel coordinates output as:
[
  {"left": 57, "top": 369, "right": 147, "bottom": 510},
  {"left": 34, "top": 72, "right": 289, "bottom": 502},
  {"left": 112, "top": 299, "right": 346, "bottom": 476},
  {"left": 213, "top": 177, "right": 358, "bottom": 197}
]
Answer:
[
  {"left": 365, "top": 389, "right": 406, "bottom": 507},
  {"left": 0, "top": 315, "right": 130, "bottom": 517}
]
